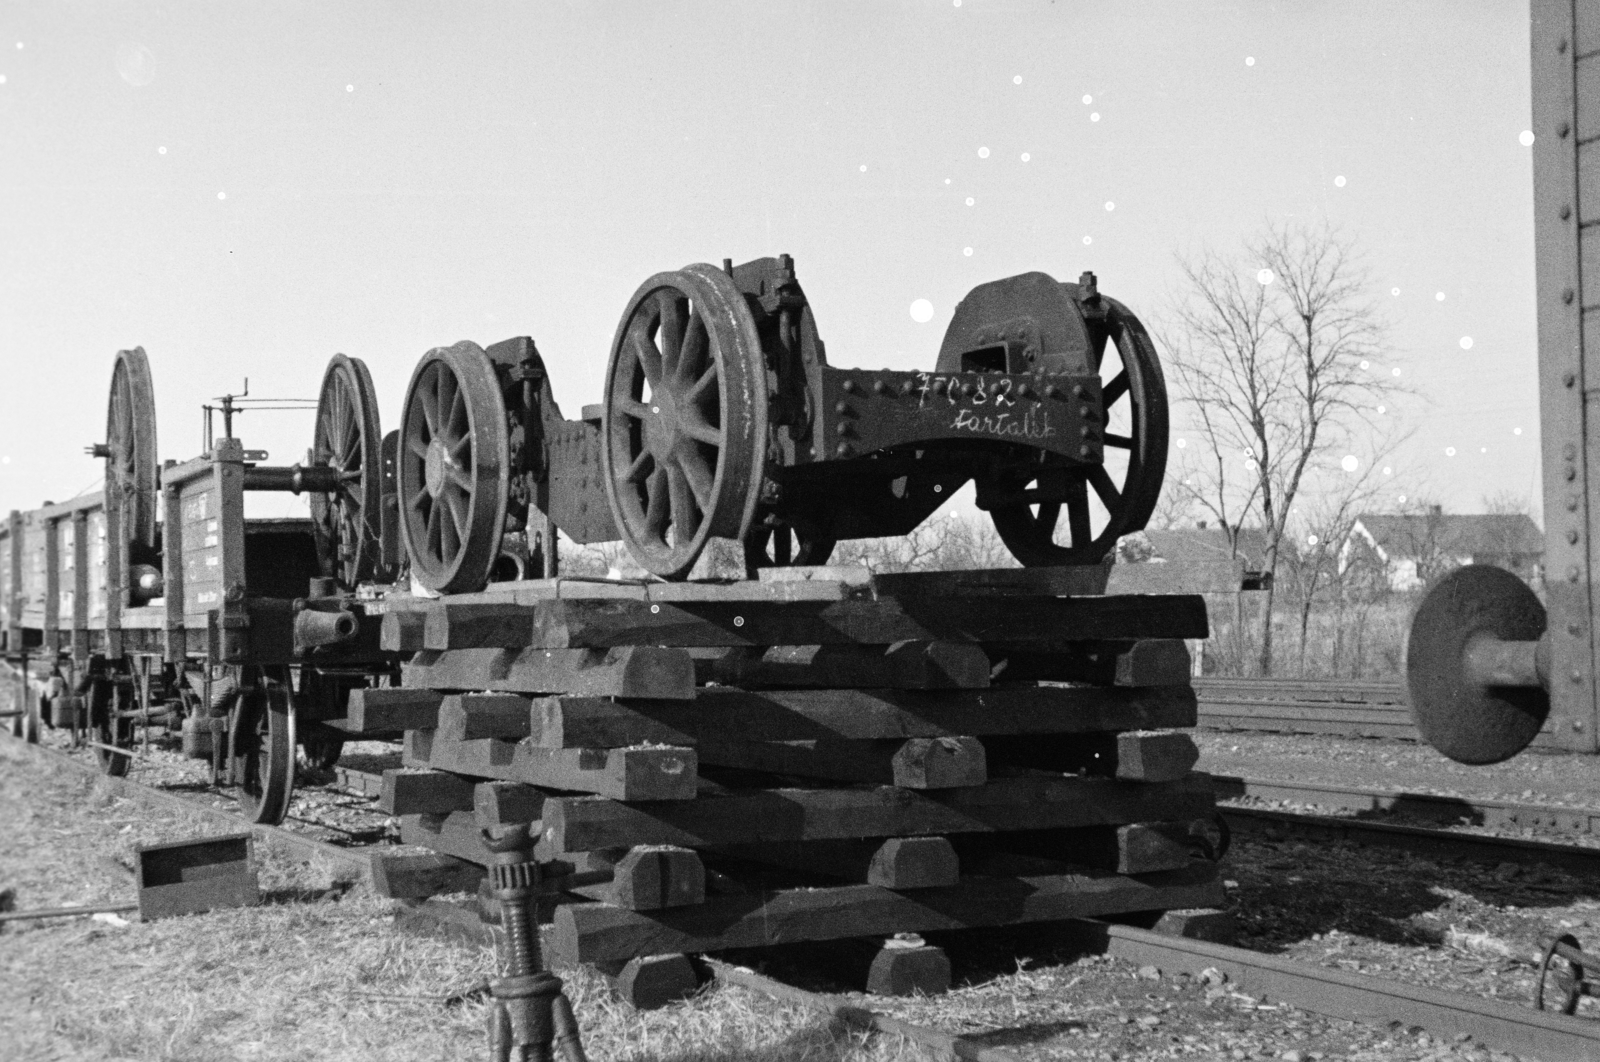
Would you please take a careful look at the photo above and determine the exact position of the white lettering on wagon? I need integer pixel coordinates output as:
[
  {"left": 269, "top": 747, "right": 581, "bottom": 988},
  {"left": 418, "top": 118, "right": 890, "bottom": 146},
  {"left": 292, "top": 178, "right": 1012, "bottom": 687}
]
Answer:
[{"left": 951, "top": 407, "right": 1057, "bottom": 440}]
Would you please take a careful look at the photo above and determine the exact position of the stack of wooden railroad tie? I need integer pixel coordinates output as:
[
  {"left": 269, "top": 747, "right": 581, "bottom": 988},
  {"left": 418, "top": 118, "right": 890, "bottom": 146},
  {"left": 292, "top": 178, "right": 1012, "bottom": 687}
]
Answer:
[{"left": 357, "top": 565, "right": 1227, "bottom": 1007}]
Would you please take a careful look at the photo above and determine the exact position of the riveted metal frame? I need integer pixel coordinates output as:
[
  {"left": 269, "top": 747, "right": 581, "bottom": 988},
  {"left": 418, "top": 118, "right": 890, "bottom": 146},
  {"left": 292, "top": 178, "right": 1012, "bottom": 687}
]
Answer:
[{"left": 1533, "top": 0, "right": 1600, "bottom": 750}]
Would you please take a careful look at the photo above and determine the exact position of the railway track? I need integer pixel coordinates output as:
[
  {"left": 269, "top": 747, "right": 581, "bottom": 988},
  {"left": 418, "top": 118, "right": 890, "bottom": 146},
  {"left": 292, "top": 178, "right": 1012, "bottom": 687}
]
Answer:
[
  {"left": 13, "top": 731, "right": 1600, "bottom": 1059},
  {"left": 1194, "top": 677, "right": 1564, "bottom": 749}
]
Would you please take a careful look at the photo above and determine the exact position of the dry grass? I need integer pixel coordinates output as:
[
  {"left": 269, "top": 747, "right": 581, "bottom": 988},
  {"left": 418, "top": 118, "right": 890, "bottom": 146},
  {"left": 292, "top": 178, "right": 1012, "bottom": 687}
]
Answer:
[{"left": 0, "top": 740, "right": 937, "bottom": 1062}]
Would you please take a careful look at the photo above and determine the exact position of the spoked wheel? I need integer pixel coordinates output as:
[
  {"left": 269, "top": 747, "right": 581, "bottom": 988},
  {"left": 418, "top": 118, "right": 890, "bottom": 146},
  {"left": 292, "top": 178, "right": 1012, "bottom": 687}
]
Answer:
[
  {"left": 310, "top": 354, "right": 385, "bottom": 587},
  {"left": 230, "top": 670, "right": 297, "bottom": 826},
  {"left": 602, "top": 265, "right": 769, "bottom": 579},
  {"left": 104, "top": 348, "right": 160, "bottom": 572},
  {"left": 742, "top": 524, "right": 836, "bottom": 577},
  {"left": 91, "top": 677, "right": 134, "bottom": 777},
  {"left": 397, "top": 342, "right": 509, "bottom": 594},
  {"left": 1536, "top": 933, "right": 1589, "bottom": 1014},
  {"left": 988, "top": 296, "right": 1168, "bottom": 566}
]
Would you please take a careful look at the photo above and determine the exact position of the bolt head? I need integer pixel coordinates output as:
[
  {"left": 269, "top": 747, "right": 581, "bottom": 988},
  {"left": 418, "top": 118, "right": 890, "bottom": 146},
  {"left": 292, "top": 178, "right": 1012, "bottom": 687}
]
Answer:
[
  {"left": 1565, "top": 289, "right": 1577, "bottom": 305},
  {"left": 842, "top": 379, "right": 857, "bottom": 394},
  {"left": 1562, "top": 205, "right": 1573, "bottom": 220},
  {"left": 1565, "top": 371, "right": 1577, "bottom": 386},
  {"left": 1560, "top": 121, "right": 1572, "bottom": 138}
]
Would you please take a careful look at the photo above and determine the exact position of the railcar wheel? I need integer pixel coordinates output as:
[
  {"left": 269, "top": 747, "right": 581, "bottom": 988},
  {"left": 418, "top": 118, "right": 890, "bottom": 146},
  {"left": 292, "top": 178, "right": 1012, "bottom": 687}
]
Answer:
[
  {"left": 602, "top": 265, "right": 768, "bottom": 579},
  {"left": 742, "top": 524, "right": 836, "bottom": 577},
  {"left": 230, "top": 671, "right": 296, "bottom": 825},
  {"left": 5, "top": 666, "right": 21, "bottom": 739},
  {"left": 1407, "top": 565, "right": 1549, "bottom": 765},
  {"left": 397, "top": 342, "right": 509, "bottom": 594},
  {"left": 1536, "top": 933, "right": 1587, "bottom": 1014},
  {"left": 91, "top": 677, "right": 134, "bottom": 777},
  {"left": 104, "top": 348, "right": 160, "bottom": 565},
  {"left": 989, "top": 297, "right": 1168, "bottom": 566},
  {"left": 311, "top": 354, "right": 385, "bottom": 587}
]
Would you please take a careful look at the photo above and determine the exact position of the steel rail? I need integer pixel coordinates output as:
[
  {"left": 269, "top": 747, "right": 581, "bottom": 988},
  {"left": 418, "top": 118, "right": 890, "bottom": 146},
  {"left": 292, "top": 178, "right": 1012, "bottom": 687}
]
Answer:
[
  {"left": 1213, "top": 774, "right": 1600, "bottom": 869},
  {"left": 1064, "top": 920, "right": 1600, "bottom": 1062},
  {"left": 0, "top": 733, "right": 372, "bottom": 877}
]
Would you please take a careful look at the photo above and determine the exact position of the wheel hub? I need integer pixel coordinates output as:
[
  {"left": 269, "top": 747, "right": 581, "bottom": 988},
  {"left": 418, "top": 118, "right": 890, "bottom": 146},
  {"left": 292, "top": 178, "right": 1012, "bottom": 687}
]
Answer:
[
  {"left": 424, "top": 438, "right": 449, "bottom": 497},
  {"left": 644, "top": 389, "right": 680, "bottom": 461}
]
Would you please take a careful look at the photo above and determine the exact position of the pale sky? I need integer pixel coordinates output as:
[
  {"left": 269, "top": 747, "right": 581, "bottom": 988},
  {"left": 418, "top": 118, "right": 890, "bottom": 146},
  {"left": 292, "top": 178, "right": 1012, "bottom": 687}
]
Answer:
[{"left": 0, "top": 1, "right": 1539, "bottom": 526}]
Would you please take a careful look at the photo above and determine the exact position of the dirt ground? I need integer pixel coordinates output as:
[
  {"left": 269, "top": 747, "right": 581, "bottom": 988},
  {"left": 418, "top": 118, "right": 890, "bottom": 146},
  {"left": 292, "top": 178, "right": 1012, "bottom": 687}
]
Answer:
[{"left": 4, "top": 732, "right": 1595, "bottom": 1061}]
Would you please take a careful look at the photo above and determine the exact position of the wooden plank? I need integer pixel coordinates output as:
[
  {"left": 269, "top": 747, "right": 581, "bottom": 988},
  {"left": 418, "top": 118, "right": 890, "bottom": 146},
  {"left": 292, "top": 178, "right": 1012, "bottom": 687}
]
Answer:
[
  {"left": 419, "top": 594, "right": 1210, "bottom": 651},
  {"left": 569, "top": 846, "right": 705, "bottom": 911},
  {"left": 406, "top": 727, "right": 698, "bottom": 801},
  {"left": 474, "top": 781, "right": 545, "bottom": 826},
  {"left": 982, "top": 730, "right": 1198, "bottom": 783},
  {"left": 1105, "top": 561, "right": 1247, "bottom": 595},
  {"left": 368, "top": 850, "right": 485, "bottom": 900},
  {"left": 598, "top": 954, "right": 702, "bottom": 1010},
  {"left": 344, "top": 688, "right": 444, "bottom": 733},
  {"left": 1114, "top": 732, "right": 1199, "bottom": 783},
  {"left": 552, "top": 861, "right": 1223, "bottom": 963},
  {"left": 542, "top": 773, "right": 1217, "bottom": 852},
  {"left": 530, "top": 685, "right": 1199, "bottom": 750},
  {"left": 404, "top": 645, "right": 695, "bottom": 700},
  {"left": 436, "top": 693, "right": 533, "bottom": 742},
  {"left": 379, "top": 768, "right": 476, "bottom": 816},
  {"left": 379, "top": 610, "right": 427, "bottom": 653},
  {"left": 398, "top": 813, "right": 495, "bottom": 866},
  {"left": 699, "top": 641, "right": 990, "bottom": 690},
  {"left": 995, "top": 639, "right": 1192, "bottom": 686},
  {"left": 698, "top": 736, "right": 987, "bottom": 789},
  {"left": 708, "top": 836, "right": 960, "bottom": 889}
]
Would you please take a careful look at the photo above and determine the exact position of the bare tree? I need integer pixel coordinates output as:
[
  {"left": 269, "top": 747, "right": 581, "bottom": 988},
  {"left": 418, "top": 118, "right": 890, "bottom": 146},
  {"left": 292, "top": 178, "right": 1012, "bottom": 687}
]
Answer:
[{"left": 1165, "top": 221, "right": 1399, "bottom": 674}]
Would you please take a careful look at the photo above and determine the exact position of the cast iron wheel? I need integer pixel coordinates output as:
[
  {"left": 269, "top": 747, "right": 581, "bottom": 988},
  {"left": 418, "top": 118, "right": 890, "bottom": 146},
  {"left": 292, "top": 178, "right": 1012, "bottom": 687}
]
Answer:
[
  {"left": 104, "top": 347, "right": 160, "bottom": 571},
  {"left": 230, "top": 670, "right": 296, "bottom": 825},
  {"left": 310, "top": 354, "right": 385, "bottom": 587},
  {"left": 742, "top": 524, "right": 836, "bottom": 577},
  {"left": 989, "top": 297, "right": 1168, "bottom": 566},
  {"left": 602, "top": 265, "right": 769, "bottom": 579},
  {"left": 396, "top": 342, "right": 509, "bottom": 594},
  {"left": 1536, "top": 933, "right": 1587, "bottom": 1014},
  {"left": 1407, "top": 565, "right": 1549, "bottom": 765},
  {"left": 92, "top": 677, "right": 134, "bottom": 777}
]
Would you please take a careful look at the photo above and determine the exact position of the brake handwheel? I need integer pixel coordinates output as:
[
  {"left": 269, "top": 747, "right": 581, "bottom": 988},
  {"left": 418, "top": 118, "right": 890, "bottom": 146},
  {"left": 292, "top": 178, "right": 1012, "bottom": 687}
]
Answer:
[
  {"left": 104, "top": 347, "right": 160, "bottom": 575},
  {"left": 602, "top": 264, "right": 769, "bottom": 579},
  {"left": 989, "top": 297, "right": 1169, "bottom": 566},
  {"left": 230, "top": 669, "right": 296, "bottom": 826},
  {"left": 397, "top": 342, "right": 510, "bottom": 594},
  {"left": 310, "top": 354, "right": 385, "bottom": 587},
  {"left": 1536, "top": 933, "right": 1588, "bottom": 1015}
]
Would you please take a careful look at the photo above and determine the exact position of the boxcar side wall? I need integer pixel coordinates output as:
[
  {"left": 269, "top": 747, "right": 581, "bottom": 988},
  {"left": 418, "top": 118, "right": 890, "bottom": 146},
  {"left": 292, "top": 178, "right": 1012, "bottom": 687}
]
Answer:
[{"left": 1533, "top": 0, "right": 1600, "bottom": 750}]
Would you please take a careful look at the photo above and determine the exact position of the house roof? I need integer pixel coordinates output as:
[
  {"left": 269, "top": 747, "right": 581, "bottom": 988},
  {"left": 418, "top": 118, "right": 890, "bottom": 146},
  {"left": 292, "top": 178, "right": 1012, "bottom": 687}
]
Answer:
[
  {"left": 1145, "top": 527, "right": 1272, "bottom": 568},
  {"left": 1351, "top": 513, "right": 1542, "bottom": 559}
]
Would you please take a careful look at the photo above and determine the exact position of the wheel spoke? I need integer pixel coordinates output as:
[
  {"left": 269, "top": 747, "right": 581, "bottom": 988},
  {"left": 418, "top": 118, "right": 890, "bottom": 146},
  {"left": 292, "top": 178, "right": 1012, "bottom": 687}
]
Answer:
[
  {"left": 449, "top": 384, "right": 468, "bottom": 437},
  {"left": 643, "top": 466, "right": 670, "bottom": 538},
  {"left": 626, "top": 450, "right": 654, "bottom": 485},
  {"left": 677, "top": 453, "right": 713, "bottom": 510},
  {"left": 631, "top": 321, "right": 664, "bottom": 389},
  {"left": 658, "top": 293, "right": 687, "bottom": 381},
  {"left": 446, "top": 464, "right": 473, "bottom": 490},
  {"left": 666, "top": 462, "right": 698, "bottom": 536},
  {"left": 1104, "top": 432, "right": 1133, "bottom": 449},
  {"left": 686, "top": 363, "right": 719, "bottom": 405},
  {"left": 408, "top": 489, "right": 431, "bottom": 514},
  {"left": 619, "top": 398, "right": 653, "bottom": 421},
  {"left": 427, "top": 502, "right": 442, "bottom": 556},
  {"left": 449, "top": 432, "right": 472, "bottom": 460},
  {"left": 419, "top": 373, "right": 440, "bottom": 437},
  {"left": 444, "top": 487, "right": 468, "bottom": 543},
  {"left": 1102, "top": 370, "right": 1130, "bottom": 407},
  {"left": 676, "top": 312, "right": 708, "bottom": 385},
  {"left": 1065, "top": 477, "right": 1091, "bottom": 546},
  {"left": 681, "top": 415, "right": 722, "bottom": 446},
  {"left": 1088, "top": 464, "right": 1122, "bottom": 507}
]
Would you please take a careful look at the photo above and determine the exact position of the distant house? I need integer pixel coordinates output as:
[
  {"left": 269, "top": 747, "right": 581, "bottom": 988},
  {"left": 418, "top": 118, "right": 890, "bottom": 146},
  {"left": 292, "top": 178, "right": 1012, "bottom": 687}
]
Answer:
[
  {"left": 1143, "top": 524, "right": 1273, "bottom": 570},
  {"left": 1340, "top": 508, "right": 1543, "bottom": 591}
]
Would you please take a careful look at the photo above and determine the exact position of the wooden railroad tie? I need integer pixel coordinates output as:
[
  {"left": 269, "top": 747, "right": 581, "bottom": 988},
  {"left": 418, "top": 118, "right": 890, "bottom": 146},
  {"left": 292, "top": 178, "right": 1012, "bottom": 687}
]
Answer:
[{"left": 401, "top": 593, "right": 1209, "bottom": 652}]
